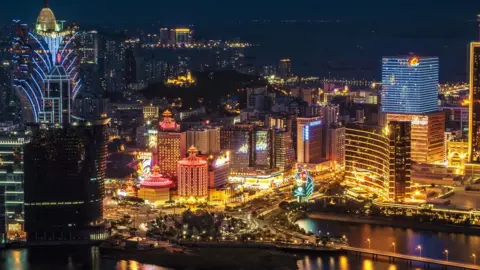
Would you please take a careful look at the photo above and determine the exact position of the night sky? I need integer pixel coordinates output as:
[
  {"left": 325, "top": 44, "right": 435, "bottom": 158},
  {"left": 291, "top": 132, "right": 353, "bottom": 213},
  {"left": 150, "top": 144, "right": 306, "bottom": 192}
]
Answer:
[{"left": 2, "top": 0, "right": 480, "bottom": 26}]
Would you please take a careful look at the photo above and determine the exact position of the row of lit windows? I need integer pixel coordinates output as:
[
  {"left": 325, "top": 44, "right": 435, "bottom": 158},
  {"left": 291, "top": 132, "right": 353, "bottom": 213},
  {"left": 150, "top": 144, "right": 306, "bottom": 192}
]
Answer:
[{"left": 25, "top": 201, "right": 84, "bottom": 206}]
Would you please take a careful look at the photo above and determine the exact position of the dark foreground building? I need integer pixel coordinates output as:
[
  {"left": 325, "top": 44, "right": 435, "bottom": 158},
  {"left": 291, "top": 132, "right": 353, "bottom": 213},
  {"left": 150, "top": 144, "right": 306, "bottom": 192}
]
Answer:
[{"left": 24, "top": 117, "right": 109, "bottom": 243}]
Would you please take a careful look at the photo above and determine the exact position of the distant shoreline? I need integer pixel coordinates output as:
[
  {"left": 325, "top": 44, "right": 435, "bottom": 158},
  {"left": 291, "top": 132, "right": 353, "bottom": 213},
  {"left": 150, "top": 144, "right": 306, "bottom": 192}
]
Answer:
[{"left": 305, "top": 213, "right": 480, "bottom": 235}]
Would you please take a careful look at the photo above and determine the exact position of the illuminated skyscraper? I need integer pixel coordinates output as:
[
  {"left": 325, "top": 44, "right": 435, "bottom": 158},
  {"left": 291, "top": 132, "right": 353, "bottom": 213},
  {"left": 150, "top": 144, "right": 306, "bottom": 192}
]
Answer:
[
  {"left": 157, "top": 110, "right": 186, "bottom": 177},
  {"left": 12, "top": 0, "right": 79, "bottom": 123},
  {"left": 0, "top": 132, "right": 29, "bottom": 239},
  {"left": 220, "top": 124, "right": 254, "bottom": 173},
  {"left": 296, "top": 117, "right": 323, "bottom": 164},
  {"left": 326, "top": 125, "right": 345, "bottom": 169},
  {"left": 345, "top": 122, "right": 411, "bottom": 202},
  {"left": 186, "top": 127, "right": 221, "bottom": 155},
  {"left": 178, "top": 146, "right": 208, "bottom": 198},
  {"left": 386, "top": 112, "right": 444, "bottom": 164},
  {"left": 77, "top": 30, "right": 98, "bottom": 65},
  {"left": 381, "top": 56, "right": 439, "bottom": 114},
  {"left": 388, "top": 121, "right": 411, "bottom": 202},
  {"left": 274, "top": 130, "right": 296, "bottom": 172},
  {"left": 174, "top": 28, "right": 192, "bottom": 44},
  {"left": 469, "top": 43, "right": 480, "bottom": 163}
]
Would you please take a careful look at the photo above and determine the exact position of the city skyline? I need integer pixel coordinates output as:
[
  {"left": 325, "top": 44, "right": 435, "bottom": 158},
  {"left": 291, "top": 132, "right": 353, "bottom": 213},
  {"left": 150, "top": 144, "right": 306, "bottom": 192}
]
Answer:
[{"left": 2, "top": 1, "right": 480, "bottom": 269}]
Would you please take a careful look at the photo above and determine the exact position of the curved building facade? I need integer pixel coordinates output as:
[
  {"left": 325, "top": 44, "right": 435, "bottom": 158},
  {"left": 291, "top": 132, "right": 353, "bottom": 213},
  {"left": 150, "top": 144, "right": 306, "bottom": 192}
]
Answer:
[
  {"left": 345, "top": 122, "right": 411, "bottom": 202},
  {"left": 13, "top": 1, "right": 79, "bottom": 123},
  {"left": 345, "top": 124, "right": 390, "bottom": 201}
]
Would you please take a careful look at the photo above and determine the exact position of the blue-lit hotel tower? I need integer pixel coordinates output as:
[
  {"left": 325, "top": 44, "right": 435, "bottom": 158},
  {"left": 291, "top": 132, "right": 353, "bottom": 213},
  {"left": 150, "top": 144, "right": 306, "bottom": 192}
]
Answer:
[
  {"left": 12, "top": 0, "right": 80, "bottom": 124},
  {"left": 381, "top": 56, "right": 439, "bottom": 114},
  {"left": 381, "top": 56, "right": 444, "bottom": 164}
]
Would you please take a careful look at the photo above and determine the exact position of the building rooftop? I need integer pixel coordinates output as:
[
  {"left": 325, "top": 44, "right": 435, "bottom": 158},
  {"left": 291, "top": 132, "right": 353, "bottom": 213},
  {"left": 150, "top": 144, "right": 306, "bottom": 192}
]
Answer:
[{"left": 36, "top": 1, "right": 57, "bottom": 32}]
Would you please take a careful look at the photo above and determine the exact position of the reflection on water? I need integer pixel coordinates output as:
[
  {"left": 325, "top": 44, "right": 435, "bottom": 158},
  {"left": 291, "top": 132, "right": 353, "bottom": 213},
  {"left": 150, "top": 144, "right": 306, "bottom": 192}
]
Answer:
[
  {"left": 0, "top": 234, "right": 466, "bottom": 270},
  {"left": 297, "top": 218, "right": 480, "bottom": 265}
]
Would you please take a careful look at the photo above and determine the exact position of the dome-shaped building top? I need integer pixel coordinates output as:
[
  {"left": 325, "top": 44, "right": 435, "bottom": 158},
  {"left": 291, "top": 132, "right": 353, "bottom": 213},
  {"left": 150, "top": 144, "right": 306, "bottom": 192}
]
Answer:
[{"left": 36, "top": 0, "right": 57, "bottom": 32}]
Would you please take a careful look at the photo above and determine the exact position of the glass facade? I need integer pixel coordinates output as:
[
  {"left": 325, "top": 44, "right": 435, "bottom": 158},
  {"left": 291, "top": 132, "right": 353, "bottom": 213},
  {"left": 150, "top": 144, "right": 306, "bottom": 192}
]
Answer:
[
  {"left": 469, "top": 42, "right": 480, "bottom": 162},
  {"left": 386, "top": 112, "right": 445, "bottom": 164},
  {"left": 381, "top": 56, "right": 439, "bottom": 114},
  {"left": 345, "top": 124, "right": 390, "bottom": 201}
]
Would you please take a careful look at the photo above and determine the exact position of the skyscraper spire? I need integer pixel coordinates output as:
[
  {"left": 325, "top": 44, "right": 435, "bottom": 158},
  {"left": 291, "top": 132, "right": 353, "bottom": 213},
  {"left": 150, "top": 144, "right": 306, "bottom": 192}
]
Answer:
[{"left": 44, "top": 0, "right": 49, "bottom": 8}]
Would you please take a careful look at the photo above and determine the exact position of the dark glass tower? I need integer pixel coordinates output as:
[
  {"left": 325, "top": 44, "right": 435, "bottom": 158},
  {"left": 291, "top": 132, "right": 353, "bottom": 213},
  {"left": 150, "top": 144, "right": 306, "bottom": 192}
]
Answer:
[
  {"left": 469, "top": 42, "right": 480, "bottom": 162},
  {"left": 388, "top": 121, "right": 411, "bottom": 202},
  {"left": 24, "top": 117, "right": 109, "bottom": 243}
]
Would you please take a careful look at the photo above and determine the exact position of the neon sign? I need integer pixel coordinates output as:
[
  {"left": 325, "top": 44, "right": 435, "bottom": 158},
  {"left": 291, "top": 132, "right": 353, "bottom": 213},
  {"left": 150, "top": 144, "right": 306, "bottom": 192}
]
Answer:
[
  {"left": 292, "top": 169, "right": 314, "bottom": 202},
  {"left": 408, "top": 57, "right": 419, "bottom": 67},
  {"left": 303, "top": 126, "right": 309, "bottom": 141},
  {"left": 310, "top": 120, "right": 321, "bottom": 126},
  {"left": 238, "top": 144, "right": 248, "bottom": 154}
]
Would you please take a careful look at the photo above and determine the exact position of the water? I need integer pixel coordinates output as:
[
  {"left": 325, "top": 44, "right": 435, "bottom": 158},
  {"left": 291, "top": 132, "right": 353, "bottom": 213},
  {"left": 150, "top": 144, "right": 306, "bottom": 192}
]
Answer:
[
  {"left": 1, "top": 218, "right": 479, "bottom": 269},
  {"left": 3, "top": 216, "right": 479, "bottom": 270},
  {"left": 296, "top": 218, "right": 480, "bottom": 267}
]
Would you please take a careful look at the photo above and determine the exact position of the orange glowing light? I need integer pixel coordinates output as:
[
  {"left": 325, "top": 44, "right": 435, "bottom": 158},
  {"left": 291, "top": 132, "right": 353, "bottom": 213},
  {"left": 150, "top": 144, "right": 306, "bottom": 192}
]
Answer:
[{"left": 408, "top": 57, "right": 419, "bottom": 67}]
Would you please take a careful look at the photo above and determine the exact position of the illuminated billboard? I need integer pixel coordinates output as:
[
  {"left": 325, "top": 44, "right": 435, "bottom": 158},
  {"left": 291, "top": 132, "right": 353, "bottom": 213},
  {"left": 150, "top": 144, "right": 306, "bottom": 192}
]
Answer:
[{"left": 292, "top": 169, "right": 314, "bottom": 202}]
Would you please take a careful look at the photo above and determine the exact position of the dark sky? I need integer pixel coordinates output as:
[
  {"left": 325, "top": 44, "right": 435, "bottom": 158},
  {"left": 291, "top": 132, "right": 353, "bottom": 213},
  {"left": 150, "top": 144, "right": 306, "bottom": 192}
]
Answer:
[{"left": 3, "top": 0, "right": 480, "bottom": 26}]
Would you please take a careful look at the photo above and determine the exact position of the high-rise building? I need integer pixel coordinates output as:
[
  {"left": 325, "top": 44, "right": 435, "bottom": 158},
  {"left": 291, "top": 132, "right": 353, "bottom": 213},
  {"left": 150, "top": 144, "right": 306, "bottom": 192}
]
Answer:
[
  {"left": 13, "top": 1, "right": 79, "bottom": 124},
  {"left": 254, "top": 129, "right": 275, "bottom": 169},
  {"left": 186, "top": 127, "right": 221, "bottom": 155},
  {"left": 178, "top": 146, "right": 208, "bottom": 198},
  {"left": 220, "top": 125, "right": 254, "bottom": 173},
  {"left": 477, "top": 15, "right": 480, "bottom": 41},
  {"left": 469, "top": 42, "right": 480, "bottom": 163},
  {"left": 125, "top": 48, "right": 137, "bottom": 86},
  {"left": 386, "top": 112, "right": 444, "bottom": 164},
  {"left": 274, "top": 130, "right": 296, "bottom": 172},
  {"left": 381, "top": 56, "right": 439, "bottom": 114},
  {"left": 73, "top": 98, "right": 107, "bottom": 119},
  {"left": 388, "top": 121, "right": 412, "bottom": 202},
  {"left": 345, "top": 122, "right": 411, "bottom": 202},
  {"left": 160, "top": 28, "right": 170, "bottom": 44},
  {"left": 321, "top": 104, "right": 339, "bottom": 128},
  {"left": 77, "top": 31, "right": 98, "bottom": 65},
  {"left": 174, "top": 28, "right": 192, "bottom": 44},
  {"left": 157, "top": 110, "right": 186, "bottom": 177},
  {"left": 326, "top": 126, "right": 345, "bottom": 170},
  {"left": 142, "top": 105, "right": 159, "bottom": 120},
  {"left": 297, "top": 117, "right": 323, "bottom": 164},
  {"left": 24, "top": 117, "right": 109, "bottom": 243},
  {"left": 208, "top": 153, "right": 230, "bottom": 188},
  {"left": 278, "top": 58, "right": 292, "bottom": 79},
  {"left": 0, "top": 132, "right": 29, "bottom": 239}
]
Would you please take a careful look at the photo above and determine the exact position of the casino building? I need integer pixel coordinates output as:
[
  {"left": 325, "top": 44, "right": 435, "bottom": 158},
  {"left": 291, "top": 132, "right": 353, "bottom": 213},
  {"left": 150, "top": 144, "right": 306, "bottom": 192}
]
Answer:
[
  {"left": 382, "top": 55, "right": 444, "bottom": 164},
  {"left": 13, "top": 0, "right": 80, "bottom": 124}
]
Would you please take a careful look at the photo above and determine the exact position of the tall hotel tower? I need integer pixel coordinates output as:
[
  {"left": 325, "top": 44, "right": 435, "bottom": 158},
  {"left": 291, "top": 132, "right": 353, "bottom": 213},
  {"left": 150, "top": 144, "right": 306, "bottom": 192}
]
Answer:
[
  {"left": 382, "top": 55, "right": 444, "bottom": 164},
  {"left": 468, "top": 43, "right": 480, "bottom": 163},
  {"left": 12, "top": 0, "right": 79, "bottom": 124},
  {"left": 466, "top": 42, "right": 480, "bottom": 176}
]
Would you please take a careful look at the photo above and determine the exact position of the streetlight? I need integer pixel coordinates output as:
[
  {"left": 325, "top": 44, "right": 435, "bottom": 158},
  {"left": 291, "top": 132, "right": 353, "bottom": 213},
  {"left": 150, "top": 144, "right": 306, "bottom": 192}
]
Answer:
[
  {"left": 416, "top": 245, "right": 422, "bottom": 257},
  {"left": 443, "top": 250, "right": 448, "bottom": 261},
  {"left": 366, "top": 238, "right": 371, "bottom": 249},
  {"left": 473, "top": 254, "right": 476, "bottom": 265},
  {"left": 391, "top": 242, "right": 396, "bottom": 253}
]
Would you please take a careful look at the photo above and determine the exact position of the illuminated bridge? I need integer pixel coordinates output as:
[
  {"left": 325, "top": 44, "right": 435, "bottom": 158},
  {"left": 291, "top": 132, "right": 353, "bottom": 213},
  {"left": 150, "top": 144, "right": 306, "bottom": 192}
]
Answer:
[
  {"left": 178, "top": 240, "right": 479, "bottom": 269},
  {"left": 343, "top": 246, "right": 480, "bottom": 270}
]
